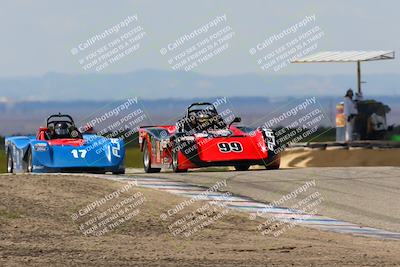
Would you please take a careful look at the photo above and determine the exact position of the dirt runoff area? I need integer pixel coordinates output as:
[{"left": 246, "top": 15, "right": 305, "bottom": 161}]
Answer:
[{"left": 1, "top": 174, "right": 400, "bottom": 266}]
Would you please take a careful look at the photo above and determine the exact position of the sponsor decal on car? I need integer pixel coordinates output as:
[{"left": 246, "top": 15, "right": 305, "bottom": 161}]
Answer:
[{"left": 34, "top": 143, "right": 48, "bottom": 152}]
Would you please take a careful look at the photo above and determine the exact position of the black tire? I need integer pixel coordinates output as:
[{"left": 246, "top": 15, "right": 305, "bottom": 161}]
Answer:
[
  {"left": 112, "top": 169, "right": 125, "bottom": 175},
  {"left": 234, "top": 164, "right": 250, "bottom": 171},
  {"left": 264, "top": 153, "right": 281, "bottom": 170},
  {"left": 143, "top": 140, "right": 161, "bottom": 173},
  {"left": 26, "top": 149, "right": 33, "bottom": 173},
  {"left": 172, "top": 146, "right": 187, "bottom": 173},
  {"left": 262, "top": 129, "right": 281, "bottom": 170},
  {"left": 6, "top": 151, "right": 13, "bottom": 173},
  {"left": 90, "top": 170, "right": 106, "bottom": 174}
]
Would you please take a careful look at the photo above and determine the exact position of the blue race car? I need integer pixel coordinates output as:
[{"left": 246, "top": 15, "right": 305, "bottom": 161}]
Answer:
[{"left": 4, "top": 113, "right": 125, "bottom": 174}]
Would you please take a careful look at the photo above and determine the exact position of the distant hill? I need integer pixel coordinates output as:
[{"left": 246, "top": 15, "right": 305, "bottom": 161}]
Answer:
[
  {"left": 0, "top": 96, "right": 399, "bottom": 135},
  {"left": 0, "top": 70, "right": 399, "bottom": 101}
]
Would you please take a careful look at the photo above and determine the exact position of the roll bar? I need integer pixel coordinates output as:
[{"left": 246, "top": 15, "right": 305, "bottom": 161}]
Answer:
[
  {"left": 187, "top": 102, "right": 217, "bottom": 114},
  {"left": 46, "top": 113, "right": 75, "bottom": 127}
]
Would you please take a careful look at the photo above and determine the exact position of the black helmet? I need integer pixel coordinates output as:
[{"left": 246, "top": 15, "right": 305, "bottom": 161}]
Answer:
[
  {"left": 194, "top": 111, "right": 214, "bottom": 131},
  {"left": 197, "top": 112, "right": 211, "bottom": 125},
  {"left": 54, "top": 122, "right": 69, "bottom": 137}
]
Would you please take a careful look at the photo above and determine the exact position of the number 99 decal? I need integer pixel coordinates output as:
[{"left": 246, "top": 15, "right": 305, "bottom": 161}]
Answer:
[{"left": 218, "top": 142, "right": 243, "bottom": 153}]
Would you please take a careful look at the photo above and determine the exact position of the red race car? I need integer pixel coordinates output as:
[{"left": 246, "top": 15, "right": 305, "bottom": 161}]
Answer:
[{"left": 139, "top": 102, "right": 280, "bottom": 173}]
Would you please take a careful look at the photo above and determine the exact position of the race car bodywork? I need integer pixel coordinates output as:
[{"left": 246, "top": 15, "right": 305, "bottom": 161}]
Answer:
[
  {"left": 5, "top": 114, "right": 125, "bottom": 174},
  {"left": 139, "top": 103, "right": 280, "bottom": 173}
]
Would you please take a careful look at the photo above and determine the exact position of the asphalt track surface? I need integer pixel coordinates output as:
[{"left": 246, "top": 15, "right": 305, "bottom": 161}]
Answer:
[{"left": 136, "top": 166, "right": 400, "bottom": 233}]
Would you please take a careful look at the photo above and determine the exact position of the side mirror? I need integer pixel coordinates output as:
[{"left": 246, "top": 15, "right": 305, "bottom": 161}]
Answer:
[{"left": 229, "top": 117, "right": 241, "bottom": 127}]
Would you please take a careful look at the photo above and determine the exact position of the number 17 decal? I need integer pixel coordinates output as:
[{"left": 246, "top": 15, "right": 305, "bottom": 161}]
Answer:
[
  {"left": 218, "top": 142, "right": 243, "bottom": 153},
  {"left": 71, "top": 149, "right": 87, "bottom": 158}
]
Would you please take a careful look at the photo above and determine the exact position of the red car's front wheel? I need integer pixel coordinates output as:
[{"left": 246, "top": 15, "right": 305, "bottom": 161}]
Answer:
[
  {"left": 234, "top": 164, "right": 250, "bottom": 171},
  {"left": 172, "top": 147, "right": 188, "bottom": 173},
  {"left": 264, "top": 153, "right": 281, "bottom": 170}
]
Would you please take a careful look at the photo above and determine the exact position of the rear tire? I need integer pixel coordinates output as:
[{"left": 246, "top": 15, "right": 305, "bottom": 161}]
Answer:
[
  {"left": 143, "top": 141, "right": 161, "bottom": 173},
  {"left": 172, "top": 146, "right": 187, "bottom": 173},
  {"left": 234, "top": 164, "right": 250, "bottom": 171},
  {"left": 6, "top": 151, "right": 13, "bottom": 173}
]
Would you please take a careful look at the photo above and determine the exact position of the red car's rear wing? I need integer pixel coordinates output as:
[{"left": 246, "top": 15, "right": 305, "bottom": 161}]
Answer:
[
  {"left": 139, "top": 125, "right": 175, "bottom": 129},
  {"left": 139, "top": 125, "right": 176, "bottom": 133}
]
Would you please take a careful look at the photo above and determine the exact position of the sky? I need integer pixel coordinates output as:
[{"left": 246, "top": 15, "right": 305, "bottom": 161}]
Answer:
[{"left": 0, "top": 0, "right": 399, "bottom": 77}]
